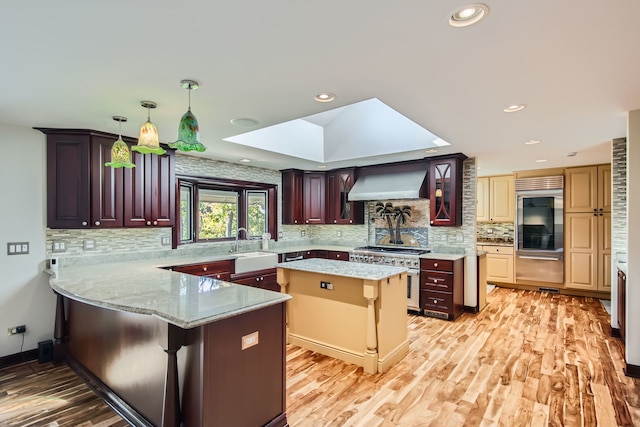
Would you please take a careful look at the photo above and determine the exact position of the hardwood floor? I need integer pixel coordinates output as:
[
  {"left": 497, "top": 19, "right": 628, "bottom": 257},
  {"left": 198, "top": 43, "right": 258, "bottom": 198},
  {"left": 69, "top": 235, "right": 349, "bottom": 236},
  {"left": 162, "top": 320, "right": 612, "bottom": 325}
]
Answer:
[{"left": 1, "top": 287, "right": 639, "bottom": 426}]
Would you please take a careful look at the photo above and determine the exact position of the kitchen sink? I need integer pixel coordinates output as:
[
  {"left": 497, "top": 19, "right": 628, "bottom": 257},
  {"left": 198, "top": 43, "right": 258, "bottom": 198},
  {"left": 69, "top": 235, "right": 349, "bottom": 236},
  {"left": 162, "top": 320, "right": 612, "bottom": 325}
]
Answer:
[{"left": 234, "top": 251, "right": 279, "bottom": 274}]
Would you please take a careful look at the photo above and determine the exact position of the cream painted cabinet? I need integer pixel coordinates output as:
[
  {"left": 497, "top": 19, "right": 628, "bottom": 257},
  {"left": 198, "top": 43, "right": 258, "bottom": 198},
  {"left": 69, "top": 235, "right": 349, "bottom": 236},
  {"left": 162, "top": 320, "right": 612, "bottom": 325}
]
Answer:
[
  {"left": 479, "top": 245, "right": 514, "bottom": 284},
  {"left": 564, "top": 164, "right": 611, "bottom": 292},
  {"left": 477, "top": 175, "right": 514, "bottom": 222}
]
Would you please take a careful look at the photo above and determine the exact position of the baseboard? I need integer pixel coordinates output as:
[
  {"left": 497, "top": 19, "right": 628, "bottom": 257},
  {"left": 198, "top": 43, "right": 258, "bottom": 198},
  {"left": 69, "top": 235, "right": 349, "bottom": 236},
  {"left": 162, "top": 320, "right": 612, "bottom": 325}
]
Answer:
[
  {"left": 0, "top": 349, "right": 38, "bottom": 369},
  {"left": 625, "top": 363, "right": 640, "bottom": 378},
  {"left": 65, "top": 354, "right": 153, "bottom": 427},
  {"left": 464, "top": 305, "right": 478, "bottom": 314},
  {"left": 611, "top": 327, "right": 621, "bottom": 338}
]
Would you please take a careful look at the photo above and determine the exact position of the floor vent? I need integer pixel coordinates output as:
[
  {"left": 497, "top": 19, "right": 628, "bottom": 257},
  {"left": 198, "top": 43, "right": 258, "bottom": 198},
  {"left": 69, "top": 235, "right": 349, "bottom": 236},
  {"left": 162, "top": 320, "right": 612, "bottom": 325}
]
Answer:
[
  {"left": 539, "top": 287, "right": 560, "bottom": 294},
  {"left": 424, "top": 310, "right": 449, "bottom": 320}
]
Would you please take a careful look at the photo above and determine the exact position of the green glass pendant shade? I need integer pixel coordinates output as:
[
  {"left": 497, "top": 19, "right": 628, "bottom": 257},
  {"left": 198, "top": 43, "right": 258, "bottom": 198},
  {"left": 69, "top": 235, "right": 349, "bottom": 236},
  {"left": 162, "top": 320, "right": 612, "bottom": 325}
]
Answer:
[
  {"left": 133, "top": 120, "right": 166, "bottom": 155},
  {"left": 169, "top": 109, "right": 206, "bottom": 152},
  {"left": 105, "top": 136, "right": 135, "bottom": 168}
]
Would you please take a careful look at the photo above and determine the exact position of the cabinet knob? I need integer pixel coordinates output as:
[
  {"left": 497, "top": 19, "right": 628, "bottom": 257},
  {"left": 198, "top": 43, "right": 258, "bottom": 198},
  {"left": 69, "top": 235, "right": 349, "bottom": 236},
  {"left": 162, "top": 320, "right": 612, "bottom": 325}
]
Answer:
[
  {"left": 334, "top": 220, "right": 337, "bottom": 223},
  {"left": 261, "top": 277, "right": 264, "bottom": 281},
  {"left": 95, "top": 221, "right": 100, "bottom": 226},
  {"left": 593, "top": 209, "right": 597, "bottom": 212},
  {"left": 430, "top": 220, "right": 434, "bottom": 225},
  {"left": 349, "top": 220, "right": 353, "bottom": 223},
  {"left": 203, "top": 267, "right": 208, "bottom": 272},
  {"left": 216, "top": 274, "right": 221, "bottom": 279},
  {"left": 434, "top": 262, "right": 438, "bottom": 267},
  {"left": 256, "top": 277, "right": 260, "bottom": 282},
  {"left": 153, "top": 220, "right": 157, "bottom": 225},
  {"left": 306, "top": 220, "right": 309, "bottom": 223},
  {"left": 147, "top": 221, "right": 151, "bottom": 225},
  {"left": 337, "top": 254, "right": 340, "bottom": 258},
  {"left": 294, "top": 220, "right": 298, "bottom": 224},
  {"left": 82, "top": 221, "right": 88, "bottom": 226}
]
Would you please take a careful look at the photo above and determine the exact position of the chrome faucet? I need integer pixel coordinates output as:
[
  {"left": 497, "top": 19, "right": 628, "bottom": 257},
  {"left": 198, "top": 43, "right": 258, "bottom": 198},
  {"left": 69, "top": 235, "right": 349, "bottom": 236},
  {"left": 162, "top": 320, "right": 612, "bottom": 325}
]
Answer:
[{"left": 235, "top": 227, "right": 248, "bottom": 252}]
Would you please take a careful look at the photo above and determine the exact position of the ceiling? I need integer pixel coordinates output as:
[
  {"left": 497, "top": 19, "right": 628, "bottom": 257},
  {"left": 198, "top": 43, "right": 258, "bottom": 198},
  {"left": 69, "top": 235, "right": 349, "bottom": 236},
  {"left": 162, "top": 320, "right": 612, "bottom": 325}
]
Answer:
[{"left": 1, "top": 1, "right": 639, "bottom": 176}]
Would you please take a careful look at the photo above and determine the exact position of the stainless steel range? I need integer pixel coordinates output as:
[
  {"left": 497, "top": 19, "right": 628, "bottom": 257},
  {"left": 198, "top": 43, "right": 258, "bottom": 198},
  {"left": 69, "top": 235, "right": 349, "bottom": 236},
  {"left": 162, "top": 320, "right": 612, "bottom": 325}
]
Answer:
[{"left": 349, "top": 245, "right": 430, "bottom": 313}]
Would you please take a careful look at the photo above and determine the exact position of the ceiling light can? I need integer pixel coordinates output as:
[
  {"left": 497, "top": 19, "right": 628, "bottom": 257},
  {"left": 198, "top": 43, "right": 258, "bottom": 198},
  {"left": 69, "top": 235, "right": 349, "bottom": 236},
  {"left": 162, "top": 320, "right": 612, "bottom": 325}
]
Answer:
[
  {"left": 449, "top": 3, "right": 489, "bottom": 27},
  {"left": 314, "top": 92, "right": 336, "bottom": 103},
  {"left": 504, "top": 104, "right": 526, "bottom": 113}
]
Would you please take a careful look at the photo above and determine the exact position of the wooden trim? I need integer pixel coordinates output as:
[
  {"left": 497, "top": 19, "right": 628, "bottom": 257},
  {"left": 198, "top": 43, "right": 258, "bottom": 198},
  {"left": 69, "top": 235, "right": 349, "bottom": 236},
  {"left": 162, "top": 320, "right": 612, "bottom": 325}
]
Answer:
[
  {"left": 625, "top": 363, "right": 640, "bottom": 378},
  {"left": 491, "top": 282, "right": 611, "bottom": 300},
  {"left": 0, "top": 349, "right": 38, "bottom": 368},
  {"left": 65, "top": 354, "right": 154, "bottom": 427}
]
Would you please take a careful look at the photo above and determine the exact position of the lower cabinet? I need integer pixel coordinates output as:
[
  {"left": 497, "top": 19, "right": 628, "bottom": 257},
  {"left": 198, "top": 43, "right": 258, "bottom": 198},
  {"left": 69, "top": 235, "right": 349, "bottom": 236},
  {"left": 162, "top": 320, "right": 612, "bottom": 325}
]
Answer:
[
  {"left": 169, "top": 260, "right": 232, "bottom": 281},
  {"left": 478, "top": 245, "right": 514, "bottom": 284},
  {"left": 565, "top": 213, "right": 611, "bottom": 292},
  {"left": 230, "top": 268, "right": 279, "bottom": 292},
  {"left": 420, "top": 258, "right": 464, "bottom": 320}
]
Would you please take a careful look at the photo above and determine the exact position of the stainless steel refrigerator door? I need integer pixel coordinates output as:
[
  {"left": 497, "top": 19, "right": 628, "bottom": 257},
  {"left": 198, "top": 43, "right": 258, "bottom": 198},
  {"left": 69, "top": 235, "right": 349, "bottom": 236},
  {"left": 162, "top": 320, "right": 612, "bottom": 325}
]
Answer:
[{"left": 516, "top": 252, "right": 564, "bottom": 284}]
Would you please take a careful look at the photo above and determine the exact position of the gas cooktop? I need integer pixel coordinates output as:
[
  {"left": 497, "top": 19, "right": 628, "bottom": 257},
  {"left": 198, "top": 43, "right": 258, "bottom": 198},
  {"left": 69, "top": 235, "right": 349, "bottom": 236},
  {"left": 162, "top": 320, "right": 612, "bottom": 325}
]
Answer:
[{"left": 352, "top": 246, "right": 431, "bottom": 255}]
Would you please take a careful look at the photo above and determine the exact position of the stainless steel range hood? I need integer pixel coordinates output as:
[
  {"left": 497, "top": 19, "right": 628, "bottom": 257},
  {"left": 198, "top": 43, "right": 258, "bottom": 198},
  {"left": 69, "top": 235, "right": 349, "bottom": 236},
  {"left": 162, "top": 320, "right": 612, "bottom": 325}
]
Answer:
[{"left": 348, "top": 170, "right": 428, "bottom": 201}]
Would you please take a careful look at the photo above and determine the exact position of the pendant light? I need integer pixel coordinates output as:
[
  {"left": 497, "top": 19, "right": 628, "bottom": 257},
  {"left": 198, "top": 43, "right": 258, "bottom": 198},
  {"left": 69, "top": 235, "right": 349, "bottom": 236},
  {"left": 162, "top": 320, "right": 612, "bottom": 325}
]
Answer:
[
  {"left": 169, "top": 79, "right": 206, "bottom": 152},
  {"left": 105, "top": 116, "right": 135, "bottom": 169},
  {"left": 133, "top": 101, "right": 166, "bottom": 155}
]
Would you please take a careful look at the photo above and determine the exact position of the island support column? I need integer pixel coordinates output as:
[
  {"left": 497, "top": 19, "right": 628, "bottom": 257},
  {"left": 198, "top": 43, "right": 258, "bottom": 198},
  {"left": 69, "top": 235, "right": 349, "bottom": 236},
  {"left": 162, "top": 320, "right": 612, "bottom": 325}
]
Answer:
[
  {"left": 363, "top": 280, "right": 379, "bottom": 374},
  {"left": 277, "top": 268, "right": 291, "bottom": 344},
  {"left": 158, "top": 322, "right": 185, "bottom": 427}
]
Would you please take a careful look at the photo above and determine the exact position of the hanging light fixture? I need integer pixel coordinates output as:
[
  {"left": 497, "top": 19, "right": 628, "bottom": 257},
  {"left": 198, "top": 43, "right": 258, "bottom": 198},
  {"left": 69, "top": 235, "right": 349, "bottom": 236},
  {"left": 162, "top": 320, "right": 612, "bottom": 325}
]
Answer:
[
  {"left": 169, "top": 79, "right": 206, "bottom": 152},
  {"left": 105, "top": 116, "right": 135, "bottom": 169},
  {"left": 133, "top": 101, "right": 166, "bottom": 155}
]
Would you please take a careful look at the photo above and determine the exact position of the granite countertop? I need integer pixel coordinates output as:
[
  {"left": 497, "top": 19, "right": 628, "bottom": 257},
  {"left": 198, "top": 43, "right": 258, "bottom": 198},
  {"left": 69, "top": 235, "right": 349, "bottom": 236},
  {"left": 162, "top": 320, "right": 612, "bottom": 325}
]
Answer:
[
  {"left": 617, "top": 261, "right": 627, "bottom": 274},
  {"left": 49, "top": 258, "right": 290, "bottom": 329},
  {"left": 420, "top": 253, "right": 466, "bottom": 261},
  {"left": 266, "top": 245, "right": 355, "bottom": 254},
  {"left": 275, "top": 258, "right": 407, "bottom": 281},
  {"left": 476, "top": 240, "right": 514, "bottom": 247}
]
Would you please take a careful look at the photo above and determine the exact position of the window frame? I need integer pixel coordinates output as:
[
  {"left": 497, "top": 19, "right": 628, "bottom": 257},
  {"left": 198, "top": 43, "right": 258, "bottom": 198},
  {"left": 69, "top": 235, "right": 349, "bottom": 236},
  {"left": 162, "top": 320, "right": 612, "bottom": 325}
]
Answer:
[{"left": 175, "top": 174, "right": 278, "bottom": 246}]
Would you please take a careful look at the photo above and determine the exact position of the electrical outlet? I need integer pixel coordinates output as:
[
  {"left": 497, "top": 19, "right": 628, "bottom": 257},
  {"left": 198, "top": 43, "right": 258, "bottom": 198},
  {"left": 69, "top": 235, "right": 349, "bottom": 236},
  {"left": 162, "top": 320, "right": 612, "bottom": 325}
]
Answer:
[
  {"left": 487, "top": 228, "right": 494, "bottom": 234},
  {"left": 161, "top": 236, "right": 171, "bottom": 246},
  {"left": 320, "top": 281, "right": 333, "bottom": 290},
  {"left": 337, "top": 231, "right": 342, "bottom": 237},
  {"left": 8, "top": 325, "right": 26, "bottom": 335},
  {"left": 52, "top": 240, "right": 66, "bottom": 253},
  {"left": 300, "top": 230, "right": 306, "bottom": 237},
  {"left": 456, "top": 233, "right": 464, "bottom": 242},
  {"left": 83, "top": 239, "right": 95, "bottom": 250}
]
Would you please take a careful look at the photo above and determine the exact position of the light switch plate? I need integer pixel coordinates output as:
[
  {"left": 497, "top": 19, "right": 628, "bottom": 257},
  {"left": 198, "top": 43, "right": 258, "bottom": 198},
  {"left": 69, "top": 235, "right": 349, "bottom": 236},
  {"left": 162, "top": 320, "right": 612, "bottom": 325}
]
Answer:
[
  {"left": 83, "top": 239, "right": 95, "bottom": 250},
  {"left": 7, "top": 242, "right": 29, "bottom": 255}
]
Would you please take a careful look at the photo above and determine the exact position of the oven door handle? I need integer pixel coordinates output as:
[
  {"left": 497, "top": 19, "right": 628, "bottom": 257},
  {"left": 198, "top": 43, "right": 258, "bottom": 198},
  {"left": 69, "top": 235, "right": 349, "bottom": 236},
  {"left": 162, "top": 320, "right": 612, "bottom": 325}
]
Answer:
[{"left": 517, "top": 255, "right": 561, "bottom": 261}]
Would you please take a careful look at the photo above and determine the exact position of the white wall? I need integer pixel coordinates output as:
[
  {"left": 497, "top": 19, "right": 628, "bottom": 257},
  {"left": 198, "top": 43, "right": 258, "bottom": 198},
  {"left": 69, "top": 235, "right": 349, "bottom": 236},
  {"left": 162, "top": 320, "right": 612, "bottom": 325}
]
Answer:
[
  {"left": 0, "top": 124, "right": 54, "bottom": 358},
  {"left": 626, "top": 110, "right": 640, "bottom": 366}
]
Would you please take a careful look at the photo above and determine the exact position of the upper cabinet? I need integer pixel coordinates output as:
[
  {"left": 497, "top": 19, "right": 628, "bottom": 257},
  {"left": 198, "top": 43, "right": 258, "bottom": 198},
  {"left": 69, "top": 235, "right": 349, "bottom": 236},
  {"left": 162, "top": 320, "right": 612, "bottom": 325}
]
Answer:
[
  {"left": 303, "top": 172, "right": 325, "bottom": 224},
  {"left": 477, "top": 175, "right": 515, "bottom": 222},
  {"left": 565, "top": 164, "right": 611, "bottom": 213},
  {"left": 40, "top": 128, "right": 175, "bottom": 229},
  {"left": 281, "top": 170, "right": 325, "bottom": 224},
  {"left": 325, "top": 168, "right": 364, "bottom": 224},
  {"left": 429, "top": 154, "right": 467, "bottom": 226}
]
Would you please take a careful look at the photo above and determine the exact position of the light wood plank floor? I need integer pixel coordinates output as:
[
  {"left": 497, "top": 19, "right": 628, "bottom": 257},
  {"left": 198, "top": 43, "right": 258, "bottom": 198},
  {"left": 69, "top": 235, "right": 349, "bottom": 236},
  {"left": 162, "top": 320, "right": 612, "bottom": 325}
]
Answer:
[{"left": 1, "top": 287, "right": 639, "bottom": 426}]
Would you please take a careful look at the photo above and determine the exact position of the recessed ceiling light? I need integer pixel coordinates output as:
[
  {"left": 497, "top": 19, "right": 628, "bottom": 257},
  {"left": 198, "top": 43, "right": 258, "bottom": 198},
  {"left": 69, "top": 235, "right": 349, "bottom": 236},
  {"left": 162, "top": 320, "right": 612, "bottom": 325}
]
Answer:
[
  {"left": 525, "top": 139, "right": 541, "bottom": 145},
  {"left": 314, "top": 93, "right": 336, "bottom": 103},
  {"left": 567, "top": 152, "right": 577, "bottom": 157},
  {"left": 240, "top": 158, "right": 251, "bottom": 163},
  {"left": 230, "top": 117, "right": 259, "bottom": 127},
  {"left": 425, "top": 148, "right": 439, "bottom": 154},
  {"left": 317, "top": 165, "right": 327, "bottom": 169},
  {"left": 504, "top": 104, "right": 527, "bottom": 113},
  {"left": 535, "top": 159, "right": 548, "bottom": 163},
  {"left": 449, "top": 3, "right": 489, "bottom": 27}
]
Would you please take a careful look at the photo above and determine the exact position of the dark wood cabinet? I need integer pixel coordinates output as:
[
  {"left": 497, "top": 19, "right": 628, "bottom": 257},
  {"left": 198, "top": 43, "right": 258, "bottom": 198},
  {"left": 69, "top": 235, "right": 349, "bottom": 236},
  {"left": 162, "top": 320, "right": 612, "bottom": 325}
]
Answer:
[
  {"left": 428, "top": 154, "right": 467, "bottom": 227},
  {"left": 326, "top": 168, "right": 364, "bottom": 224},
  {"left": 40, "top": 128, "right": 175, "bottom": 229},
  {"left": 327, "top": 250, "right": 349, "bottom": 261},
  {"left": 281, "top": 169, "right": 304, "bottom": 224},
  {"left": 618, "top": 268, "right": 626, "bottom": 343},
  {"left": 303, "top": 172, "right": 325, "bottom": 224},
  {"left": 124, "top": 149, "right": 175, "bottom": 227},
  {"left": 231, "top": 268, "right": 279, "bottom": 292},
  {"left": 169, "top": 260, "right": 233, "bottom": 281},
  {"left": 420, "top": 257, "right": 464, "bottom": 320},
  {"left": 303, "top": 250, "right": 328, "bottom": 259}
]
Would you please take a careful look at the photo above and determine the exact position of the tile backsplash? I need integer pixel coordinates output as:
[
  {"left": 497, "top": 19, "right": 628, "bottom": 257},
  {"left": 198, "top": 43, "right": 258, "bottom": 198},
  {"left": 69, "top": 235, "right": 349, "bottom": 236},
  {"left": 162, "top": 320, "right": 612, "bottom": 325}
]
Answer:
[{"left": 476, "top": 222, "right": 514, "bottom": 244}]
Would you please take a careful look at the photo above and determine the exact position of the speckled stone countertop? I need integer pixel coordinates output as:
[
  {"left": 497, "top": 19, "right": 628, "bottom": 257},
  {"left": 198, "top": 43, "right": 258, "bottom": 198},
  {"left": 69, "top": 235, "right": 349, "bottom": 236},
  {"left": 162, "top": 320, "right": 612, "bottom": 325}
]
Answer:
[
  {"left": 275, "top": 258, "right": 407, "bottom": 281},
  {"left": 266, "top": 245, "right": 355, "bottom": 254},
  {"left": 48, "top": 258, "right": 291, "bottom": 329},
  {"left": 419, "top": 253, "right": 466, "bottom": 261}
]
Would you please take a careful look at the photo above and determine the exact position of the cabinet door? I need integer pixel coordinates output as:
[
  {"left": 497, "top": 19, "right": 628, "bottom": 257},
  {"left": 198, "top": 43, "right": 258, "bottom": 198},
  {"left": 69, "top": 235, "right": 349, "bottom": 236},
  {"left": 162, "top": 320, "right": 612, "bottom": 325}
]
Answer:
[
  {"left": 124, "top": 150, "right": 150, "bottom": 227},
  {"left": 303, "top": 172, "right": 325, "bottom": 224},
  {"left": 476, "top": 177, "right": 489, "bottom": 222},
  {"left": 46, "top": 134, "right": 91, "bottom": 228},
  {"left": 429, "top": 156, "right": 463, "bottom": 226},
  {"left": 150, "top": 151, "right": 175, "bottom": 226},
  {"left": 598, "top": 164, "right": 612, "bottom": 212},
  {"left": 90, "top": 135, "right": 123, "bottom": 228},
  {"left": 565, "top": 166, "right": 598, "bottom": 213},
  {"left": 489, "top": 175, "right": 514, "bottom": 222},
  {"left": 326, "top": 169, "right": 363, "bottom": 224},
  {"left": 281, "top": 169, "right": 304, "bottom": 224},
  {"left": 485, "top": 254, "right": 514, "bottom": 283},
  {"left": 327, "top": 251, "right": 349, "bottom": 261},
  {"left": 564, "top": 213, "right": 597, "bottom": 290}
]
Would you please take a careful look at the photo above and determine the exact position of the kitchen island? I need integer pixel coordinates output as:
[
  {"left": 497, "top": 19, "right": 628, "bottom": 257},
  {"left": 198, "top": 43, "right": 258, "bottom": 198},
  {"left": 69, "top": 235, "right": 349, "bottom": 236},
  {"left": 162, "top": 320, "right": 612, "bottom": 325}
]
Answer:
[
  {"left": 276, "top": 258, "right": 409, "bottom": 374},
  {"left": 49, "top": 259, "right": 291, "bottom": 427}
]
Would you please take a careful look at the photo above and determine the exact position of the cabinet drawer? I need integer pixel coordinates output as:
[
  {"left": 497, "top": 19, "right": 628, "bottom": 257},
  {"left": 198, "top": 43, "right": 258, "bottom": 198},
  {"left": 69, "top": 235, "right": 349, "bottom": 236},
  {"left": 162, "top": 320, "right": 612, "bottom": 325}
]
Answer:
[
  {"left": 421, "top": 271, "right": 454, "bottom": 292},
  {"left": 481, "top": 245, "right": 514, "bottom": 255},
  {"left": 171, "top": 260, "right": 233, "bottom": 276},
  {"left": 420, "top": 258, "right": 453, "bottom": 272},
  {"left": 421, "top": 290, "right": 452, "bottom": 313},
  {"left": 204, "top": 272, "right": 231, "bottom": 281}
]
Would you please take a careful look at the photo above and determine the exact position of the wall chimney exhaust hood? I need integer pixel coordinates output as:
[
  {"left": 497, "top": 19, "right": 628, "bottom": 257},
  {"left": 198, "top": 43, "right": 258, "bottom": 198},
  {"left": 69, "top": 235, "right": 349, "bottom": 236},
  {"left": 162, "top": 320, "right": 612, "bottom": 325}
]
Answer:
[{"left": 348, "top": 169, "right": 428, "bottom": 201}]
